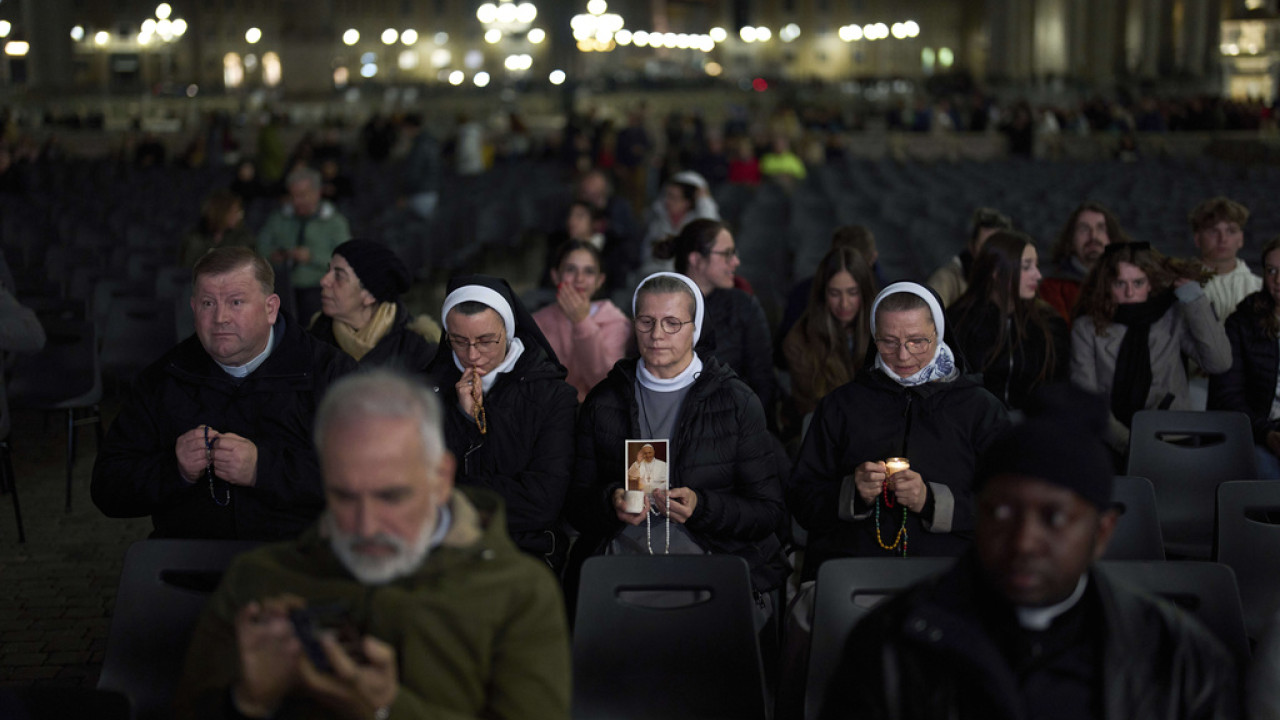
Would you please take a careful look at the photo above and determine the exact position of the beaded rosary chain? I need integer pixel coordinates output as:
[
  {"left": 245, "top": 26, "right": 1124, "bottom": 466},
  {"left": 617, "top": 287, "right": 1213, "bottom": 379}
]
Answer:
[{"left": 874, "top": 480, "right": 908, "bottom": 556}]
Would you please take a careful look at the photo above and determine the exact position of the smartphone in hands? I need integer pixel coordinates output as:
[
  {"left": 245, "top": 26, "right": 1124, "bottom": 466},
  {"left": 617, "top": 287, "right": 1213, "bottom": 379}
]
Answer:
[{"left": 288, "top": 605, "right": 367, "bottom": 673}]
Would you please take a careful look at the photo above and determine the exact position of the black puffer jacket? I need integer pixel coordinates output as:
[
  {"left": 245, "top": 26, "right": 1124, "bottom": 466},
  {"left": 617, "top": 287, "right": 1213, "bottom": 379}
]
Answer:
[
  {"left": 947, "top": 300, "right": 1069, "bottom": 410},
  {"left": 819, "top": 554, "right": 1240, "bottom": 720},
  {"left": 91, "top": 315, "right": 357, "bottom": 540},
  {"left": 428, "top": 277, "right": 578, "bottom": 570},
  {"left": 703, "top": 287, "right": 777, "bottom": 416},
  {"left": 1209, "top": 290, "right": 1280, "bottom": 445},
  {"left": 567, "top": 353, "right": 790, "bottom": 592},
  {"left": 309, "top": 302, "right": 437, "bottom": 373},
  {"left": 788, "top": 367, "right": 1008, "bottom": 581}
]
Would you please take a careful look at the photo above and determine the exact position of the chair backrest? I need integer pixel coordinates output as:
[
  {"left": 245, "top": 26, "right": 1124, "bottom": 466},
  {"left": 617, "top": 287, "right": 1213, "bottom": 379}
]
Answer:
[
  {"left": 8, "top": 318, "right": 101, "bottom": 408},
  {"left": 1126, "top": 410, "right": 1257, "bottom": 558},
  {"left": 1103, "top": 475, "right": 1165, "bottom": 561},
  {"left": 1215, "top": 480, "right": 1280, "bottom": 640},
  {"left": 1097, "top": 560, "right": 1251, "bottom": 673},
  {"left": 805, "top": 557, "right": 955, "bottom": 720},
  {"left": 98, "top": 539, "right": 261, "bottom": 720},
  {"left": 572, "top": 555, "right": 769, "bottom": 720}
]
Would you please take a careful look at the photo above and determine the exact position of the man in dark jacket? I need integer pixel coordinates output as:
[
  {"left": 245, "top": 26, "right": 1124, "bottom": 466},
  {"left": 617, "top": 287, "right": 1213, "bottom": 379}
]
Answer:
[
  {"left": 309, "top": 239, "right": 438, "bottom": 372},
  {"left": 92, "top": 248, "right": 356, "bottom": 540},
  {"left": 818, "top": 391, "right": 1239, "bottom": 720},
  {"left": 428, "top": 275, "right": 578, "bottom": 572}
]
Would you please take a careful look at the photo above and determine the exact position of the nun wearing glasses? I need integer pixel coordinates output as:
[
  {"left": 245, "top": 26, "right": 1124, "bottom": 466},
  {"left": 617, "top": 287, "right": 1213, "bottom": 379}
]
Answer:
[
  {"left": 427, "top": 274, "right": 578, "bottom": 573},
  {"left": 787, "top": 281, "right": 1009, "bottom": 582},
  {"left": 566, "top": 272, "right": 790, "bottom": 618}
]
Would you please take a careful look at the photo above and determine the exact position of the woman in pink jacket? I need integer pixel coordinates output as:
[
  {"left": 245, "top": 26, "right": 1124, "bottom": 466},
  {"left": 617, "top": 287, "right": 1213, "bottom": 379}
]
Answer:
[{"left": 533, "top": 240, "right": 633, "bottom": 402}]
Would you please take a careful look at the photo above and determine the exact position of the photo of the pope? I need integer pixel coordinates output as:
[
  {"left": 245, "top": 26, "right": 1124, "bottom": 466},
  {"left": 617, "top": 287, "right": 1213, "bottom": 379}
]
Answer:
[{"left": 625, "top": 440, "right": 669, "bottom": 495}]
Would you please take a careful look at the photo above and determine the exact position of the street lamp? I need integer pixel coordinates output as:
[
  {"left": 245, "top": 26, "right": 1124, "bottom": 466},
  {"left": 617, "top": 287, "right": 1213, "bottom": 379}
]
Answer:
[{"left": 246, "top": 27, "right": 262, "bottom": 44}]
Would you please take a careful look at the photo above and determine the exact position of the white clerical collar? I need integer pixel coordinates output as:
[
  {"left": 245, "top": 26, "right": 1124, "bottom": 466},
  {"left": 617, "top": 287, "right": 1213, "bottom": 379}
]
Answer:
[
  {"left": 216, "top": 320, "right": 279, "bottom": 378},
  {"left": 1015, "top": 575, "right": 1088, "bottom": 631},
  {"left": 637, "top": 354, "right": 702, "bottom": 392}
]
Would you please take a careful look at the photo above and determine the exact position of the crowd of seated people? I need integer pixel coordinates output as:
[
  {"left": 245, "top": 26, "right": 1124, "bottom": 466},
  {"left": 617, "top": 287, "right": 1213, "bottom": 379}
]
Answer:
[{"left": 5, "top": 107, "right": 1274, "bottom": 717}]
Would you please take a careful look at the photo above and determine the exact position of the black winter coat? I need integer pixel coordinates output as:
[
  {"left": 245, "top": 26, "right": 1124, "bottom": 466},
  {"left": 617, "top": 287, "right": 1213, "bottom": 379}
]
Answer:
[
  {"left": 788, "top": 368, "right": 1008, "bottom": 581},
  {"left": 91, "top": 315, "right": 357, "bottom": 540},
  {"left": 818, "top": 554, "right": 1239, "bottom": 720},
  {"left": 1209, "top": 290, "right": 1280, "bottom": 445},
  {"left": 703, "top": 287, "right": 777, "bottom": 416},
  {"left": 947, "top": 300, "right": 1069, "bottom": 410},
  {"left": 567, "top": 353, "right": 790, "bottom": 592},
  {"left": 429, "top": 340, "right": 578, "bottom": 568},
  {"left": 309, "top": 302, "right": 436, "bottom": 373}
]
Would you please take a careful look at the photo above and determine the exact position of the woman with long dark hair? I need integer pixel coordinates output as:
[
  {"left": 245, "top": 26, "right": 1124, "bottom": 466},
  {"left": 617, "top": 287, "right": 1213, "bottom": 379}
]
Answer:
[
  {"left": 947, "top": 231, "right": 1069, "bottom": 411},
  {"left": 782, "top": 246, "right": 877, "bottom": 417},
  {"left": 1209, "top": 236, "right": 1280, "bottom": 478},
  {"left": 1072, "top": 242, "right": 1229, "bottom": 453},
  {"left": 653, "top": 218, "right": 776, "bottom": 416}
]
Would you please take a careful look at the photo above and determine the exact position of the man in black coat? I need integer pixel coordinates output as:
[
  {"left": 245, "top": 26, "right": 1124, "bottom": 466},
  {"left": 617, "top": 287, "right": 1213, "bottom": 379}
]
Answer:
[
  {"left": 92, "top": 248, "right": 356, "bottom": 540},
  {"left": 428, "top": 274, "right": 578, "bottom": 572},
  {"left": 818, "top": 390, "right": 1239, "bottom": 720}
]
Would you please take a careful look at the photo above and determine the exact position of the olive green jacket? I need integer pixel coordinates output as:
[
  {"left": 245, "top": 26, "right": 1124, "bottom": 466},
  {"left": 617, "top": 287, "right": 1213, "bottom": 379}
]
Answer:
[{"left": 174, "top": 487, "right": 571, "bottom": 720}]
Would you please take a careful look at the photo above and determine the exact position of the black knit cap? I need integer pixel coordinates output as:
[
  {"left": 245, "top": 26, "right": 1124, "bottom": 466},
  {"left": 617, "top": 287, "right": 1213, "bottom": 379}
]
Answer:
[
  {"left": 974, "top": 384, "right": 1114, "bottom": 510},
  {"left": 333, "top": 239, "right": 411, "bottom": 304}
]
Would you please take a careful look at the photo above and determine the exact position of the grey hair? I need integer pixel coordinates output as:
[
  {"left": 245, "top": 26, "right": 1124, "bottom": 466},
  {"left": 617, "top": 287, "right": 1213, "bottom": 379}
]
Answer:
[
  {"left": 636, "top": 275, "right": 697, "bottom": 318},
  {"left": 286, "top": 165, "right": 322, "bottom": 191},
  {"left": 314, "top": 369, "right": 444, "bottom": 466}
]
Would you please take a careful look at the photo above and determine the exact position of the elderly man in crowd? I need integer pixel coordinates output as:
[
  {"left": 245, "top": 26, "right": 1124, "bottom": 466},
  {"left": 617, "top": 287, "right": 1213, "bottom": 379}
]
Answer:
[
  {"left": 92, "top": 247, "right": 355, "bottom": 540},
  {"left": 174, "top": 370, "right": 570, "bottom": 720},
  {"left": 818, "top": 389, "right": 1238, "bottom": 719},
  {"left": 258, "top": 166, "right": 352, "bottom": 322},
  {"left": 309, "top": 239, "right": 439, "bottom": 371}
]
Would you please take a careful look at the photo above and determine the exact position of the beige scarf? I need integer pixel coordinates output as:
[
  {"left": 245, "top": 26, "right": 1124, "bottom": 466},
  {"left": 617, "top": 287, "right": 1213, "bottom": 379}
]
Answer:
[{"left": 333, "top": 302, "right": 398, "bottom": 361}]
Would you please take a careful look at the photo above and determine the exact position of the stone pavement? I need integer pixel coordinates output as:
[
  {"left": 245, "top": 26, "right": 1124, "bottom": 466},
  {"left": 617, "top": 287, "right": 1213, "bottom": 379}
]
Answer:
[{"left": 0, "top": 401, "right": 150, "bottom": 689}]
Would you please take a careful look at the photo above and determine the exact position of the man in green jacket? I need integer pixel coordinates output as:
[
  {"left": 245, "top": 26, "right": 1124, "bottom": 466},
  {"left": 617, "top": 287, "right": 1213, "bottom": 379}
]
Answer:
[
  {"left": 175, "top": 370, "right": 571, "bottom": 720},
  {"left": 259, "top": 166, "right": 351, "bottom": 324}
]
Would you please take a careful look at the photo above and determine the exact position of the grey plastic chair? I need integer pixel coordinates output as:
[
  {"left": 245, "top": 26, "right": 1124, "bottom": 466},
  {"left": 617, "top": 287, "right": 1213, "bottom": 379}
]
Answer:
[
  {"left": 572, "top": 554, "right": 769, "bottom": 720},
  {"left": 99, "top": 539, "right": 261, "bottom": 720},
  {"left": 1126, "top": 410, "right": 1257, "bottom": 558},
  {"left": 8, "top": 318, "right": 103, "bottom": 513},
  {"left": 1103, "top": 475, "right": 1165, "bottom": 560},
  {"left": 1215, "top": 480, "right": 1280, "bottom": 640},
  {"left": 805, "top": 557, "right": 955, "bottom": 720},
  {"left": 1098, "top": 560, "right": 1250, "bottom": 673}
]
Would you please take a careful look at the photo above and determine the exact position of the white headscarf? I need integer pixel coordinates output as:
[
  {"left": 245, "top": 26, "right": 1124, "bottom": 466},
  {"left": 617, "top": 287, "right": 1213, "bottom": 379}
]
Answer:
[
  {"left": 632, "top": 272, "right": 704, "bottom": 392},
  {"left": 441, "top": 284, "right": 525, "bottom": 393},
  {"left": 869, "top": 281, "right": 958, "bottom": 387}
]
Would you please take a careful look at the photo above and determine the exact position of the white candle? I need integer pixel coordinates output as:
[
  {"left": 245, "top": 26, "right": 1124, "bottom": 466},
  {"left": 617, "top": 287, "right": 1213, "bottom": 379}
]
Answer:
[
  {"left": 624, "top": 490, "right": 645, "bottom": 513},
  {"left": 885, "top": 457, "right": 910, "bottom": 478}
]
